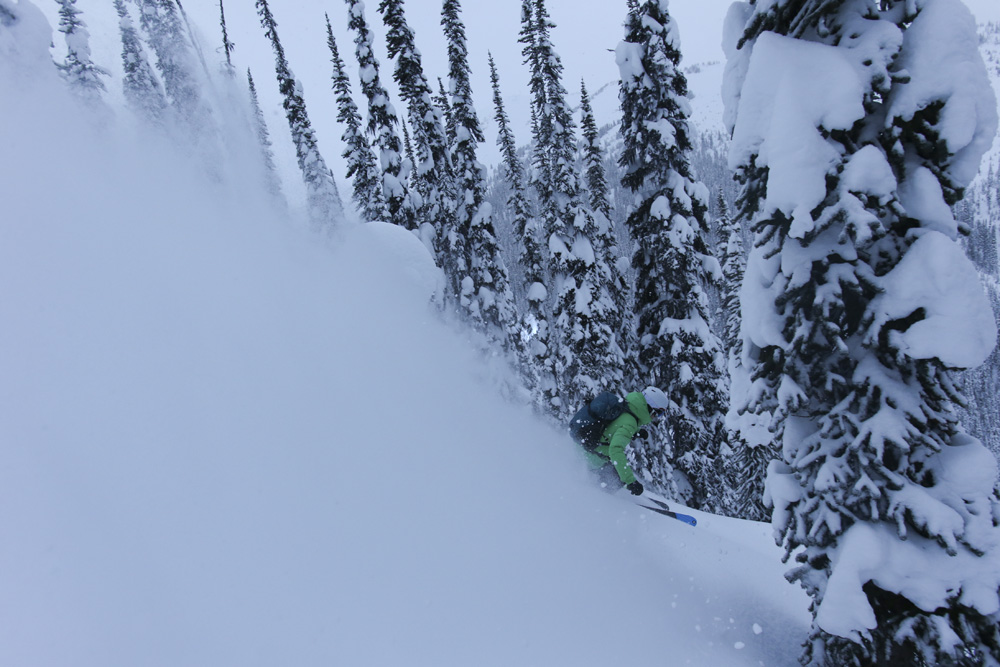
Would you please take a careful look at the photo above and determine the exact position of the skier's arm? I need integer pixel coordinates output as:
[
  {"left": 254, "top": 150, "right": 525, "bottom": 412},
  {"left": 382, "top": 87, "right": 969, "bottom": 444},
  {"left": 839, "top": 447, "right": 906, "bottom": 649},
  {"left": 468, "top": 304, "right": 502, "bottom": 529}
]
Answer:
[{"left": 607, "top": 419, "right": 638, "bottom": 485}]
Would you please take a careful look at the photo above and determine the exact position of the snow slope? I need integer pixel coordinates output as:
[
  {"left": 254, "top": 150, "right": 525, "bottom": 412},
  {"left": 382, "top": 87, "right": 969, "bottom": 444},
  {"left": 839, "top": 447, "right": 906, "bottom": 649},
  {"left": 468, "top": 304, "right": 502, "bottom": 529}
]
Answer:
[{"left": 1, "top": 6, "right": 808, "bottom": 666}]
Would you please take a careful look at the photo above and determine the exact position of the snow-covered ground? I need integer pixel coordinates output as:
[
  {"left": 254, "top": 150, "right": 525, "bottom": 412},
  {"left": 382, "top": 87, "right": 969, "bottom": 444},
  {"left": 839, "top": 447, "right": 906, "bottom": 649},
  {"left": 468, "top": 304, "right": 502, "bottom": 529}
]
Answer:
[{"left": 0, "top": 6, "right": 810, "bottom": 665}]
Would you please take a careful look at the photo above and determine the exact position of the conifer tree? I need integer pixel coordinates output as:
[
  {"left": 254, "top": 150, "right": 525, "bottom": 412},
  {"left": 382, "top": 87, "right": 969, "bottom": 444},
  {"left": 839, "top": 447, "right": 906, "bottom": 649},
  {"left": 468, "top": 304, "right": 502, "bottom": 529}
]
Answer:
[
  {"left": 717, "top": 192, "right": 743, "bottom": 357},
  {"left": 581, "top": 77, "right": 632, "bottom": 375},
  {"left": 579, "top": 80, "right": 611, "bottom": 220},
  {"left": 518, "top": 0, "right": 551, "bottom": 227},
  {"left": 256, "top": 0, "right": 343, "bottom": 230},
  {"left": 114, "top": 0, "right": 166, "bottom": 124},
  {"left": 517, "top": 0, "right": 546, "bottom": 124},
  {"left": 617, "top": 0, "right": 728, "bottom": 508},
  {"left": 345, "top": 0, "right": 417, "bottom": 232},
  {"left": 55, "top": 0, "right": 108, "bottom": 100},
  {"left": 726, "top": 0, "right": 1000, "bottom": 663},
  {"left": 400, "top": 119, "right": 417, "bottom": 187},
  {"left": 218, "top": 0, "right": 235, "bottom": 76},
  {"left": 442, "top": 0, "right": 517, "bottom": 346},
  {"left": 434, "top": 77, "right": 455, "bottom": 145},
  {"left": 326, "top": 15, "right": 386, "bottom": 222},
  {"left": 136, "top": 0, "right": 203, "bottom": 124},
  {"left": 523, "top": 0, "right": 626, "bottom": 417},
  {"left": 246, "top": 68, "right": 283, "bottom": 201},
  {"left": 717, "top": 190, "right": 770, "bottom": 520},
  {"left": 379, "top": 0, "right": 455, "bottom": 279},
  {"left": 490, "top": 52, "right": 549, "bottom": 398}
]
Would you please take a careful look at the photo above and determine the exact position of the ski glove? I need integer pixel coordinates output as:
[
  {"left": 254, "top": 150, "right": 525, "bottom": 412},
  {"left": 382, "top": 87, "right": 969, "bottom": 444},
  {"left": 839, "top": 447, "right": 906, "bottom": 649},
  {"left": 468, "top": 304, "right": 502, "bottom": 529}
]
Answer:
[
  {"left": 626, "top": 481, "right": 644, "bottom": 496},
  {"left": 636, "top": 429, "right": 649, "bottom": 440}
]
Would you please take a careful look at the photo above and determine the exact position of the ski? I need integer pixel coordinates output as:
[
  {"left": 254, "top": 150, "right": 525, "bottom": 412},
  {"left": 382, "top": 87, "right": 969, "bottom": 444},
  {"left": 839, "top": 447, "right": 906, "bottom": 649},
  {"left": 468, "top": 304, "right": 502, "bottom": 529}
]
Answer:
[{"left": 636, "top": 497, "right": 697, "bottom": 526}]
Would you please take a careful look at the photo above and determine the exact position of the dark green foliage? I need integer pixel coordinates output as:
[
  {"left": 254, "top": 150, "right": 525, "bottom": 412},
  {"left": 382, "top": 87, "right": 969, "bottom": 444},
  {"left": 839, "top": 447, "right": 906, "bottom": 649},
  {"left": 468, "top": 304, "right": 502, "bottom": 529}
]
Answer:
[
  {"left": 442, "top": 0, "right": 517, "bottom": 346},
  {"left": 326, "top": 15, "right": 386, "bottom": 222},
  {"left": 580, "top": 80, "right": 611, "bottom": 220},
  {"left": 731, "top": 1, "right": 1000, "bottom": 664},
  {"left": 618, "top": 0, "right": 728, "bottom": 508},
  {"left": 344, "top": 0, "right": 417, "bottom": 230},
  {"left": 379, "top": 0, "right": 454, "bottom": 263},
  {"left": 490, "top": 53, "right": 549, "bottom": 399},
  {"left": 114, "top": 0, "right": 166, "bottom": 123},
  {"left": 256, "top": 0, "right": 342, "bottom": 228},
  {"left": 56, "top": 0, "right": 108, "bottom": 98}
]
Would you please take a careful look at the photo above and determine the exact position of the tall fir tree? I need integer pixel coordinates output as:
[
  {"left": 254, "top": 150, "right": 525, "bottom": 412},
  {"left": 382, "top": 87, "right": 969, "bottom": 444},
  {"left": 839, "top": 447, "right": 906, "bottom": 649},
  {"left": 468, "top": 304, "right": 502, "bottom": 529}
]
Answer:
[
  {"left": 345, "top": 0, "right": 417, "bottom": 232},
  {"left": 442, "top": 0, "right": 517, "bottom": 347},
  {"left": 617, "top": 0, "right": 729, "bottom": 508},
  {"left": 246, "top": 68, "right": 284, "bottom": 202},
  {"left": 717, "top": 192, "right": 743, "bottom": 357},
  {"left": 378, "top": 0, "right": 456, "bottom": 282},
  {"left": 256, "top": 0, "right": 343, "bottom": 231},
  {"left": 400, "top": 119, "right": 416, "bottom": 188},
  {"left": 55, "top": 0, "right": 108, "bottom": 101},
  {"left": 717, "top": 189, "right": 770, "bottom": 521},
  {"left": 114, "top": 0, "right": 166, "bottom": 124},
  {"left": 522, "top": 0, "right": 626, "bottom": 417},
  {"left": 434, "top": 77, "right": 455, "bottom": 145},
  {"left": 326, "top": 15, "right": 386, "bottom": 223},
  {"left": 579, "top": 79, "right": 611, "bottom": 220},
  {"left": 726, "top": 0, "right": 1000, "bottom": 664},
  {"left": 218, "top": 0, "right": 235, "bottom": 76},
  {"left": 490, "top": 53, "right": 549, "bottom": 399},
  {"left": 136, "top": 0, "right": 203, "bottom": 125},
  {"left": 581, "top": 77, "right": 632, "bottom": 378}
]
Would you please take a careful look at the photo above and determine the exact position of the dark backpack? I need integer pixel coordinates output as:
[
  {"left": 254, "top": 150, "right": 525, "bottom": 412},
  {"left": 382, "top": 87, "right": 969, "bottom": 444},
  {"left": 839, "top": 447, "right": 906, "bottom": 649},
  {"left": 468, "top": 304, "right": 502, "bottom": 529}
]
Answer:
[{"left": 568, "top": 391, "right": 634, "bottom": 452}]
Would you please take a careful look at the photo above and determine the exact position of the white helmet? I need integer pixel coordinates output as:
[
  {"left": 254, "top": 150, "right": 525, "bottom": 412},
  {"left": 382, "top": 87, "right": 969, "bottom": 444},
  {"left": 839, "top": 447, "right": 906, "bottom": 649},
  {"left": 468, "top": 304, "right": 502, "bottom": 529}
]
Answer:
[{"left": 642, "top": 386, "right": 669, "bottom": 410}]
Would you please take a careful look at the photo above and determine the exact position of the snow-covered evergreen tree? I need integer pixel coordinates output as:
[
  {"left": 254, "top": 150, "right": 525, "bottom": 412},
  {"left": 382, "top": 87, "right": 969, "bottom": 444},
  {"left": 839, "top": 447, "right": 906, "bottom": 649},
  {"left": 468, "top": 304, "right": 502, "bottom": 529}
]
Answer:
[
  {"left": 717, "top": 189, "right": 771, "bottom": 520},
  {"left": 256, "top": 0, "right": 343, "bottom": 231},
  {"left": 442, "top": 0, "right": 517, "bottom": 348},
  {"left": 114, "top": 0, "right": 166, "bottom": 124},
  {"left": 246, "top": 68, "right": 283, "bottom": 202},
  {"left": 717, "top": 193, "right": 743, "bottom": 356},
  {"left": 326, "top": 15, "right": 386, "bottom": 223},
  {"left": 725, "top": 0, "right": 1000, "bottom": 663},
  {"left": 434, "top": 77, "right": 455, "bottom": 145},
  {"left": 490, "top": 52, "right": 549, "bottom": 400},
  {"left": 522, "top": 0, "right": 626, "bottom": 418},
  {"left": 617, "top": 0, "right": 728, "bottom": 509},
  {"left": 218, "top": 0, "right": 235, "bottom": 76},
  {"left": 580, "top": 77, "right": 633, "bottom": 384},
  {"left": 379, "top": 0, "right": 455, "bottom": 280},
  {"left": 136, "top": 0, "right": 203, "bottom": 125},
  {"left": 579, "top": 80, "right": 611, "bottom": 221},
  {"left": 55, "top": 0, "right": 108, "bottom": 101},
  {"left": 400, "top": 119, "right": 416, "bottom": 188},
  {"left": 345, "top": 0, "right": 417, "bottom": 232}
]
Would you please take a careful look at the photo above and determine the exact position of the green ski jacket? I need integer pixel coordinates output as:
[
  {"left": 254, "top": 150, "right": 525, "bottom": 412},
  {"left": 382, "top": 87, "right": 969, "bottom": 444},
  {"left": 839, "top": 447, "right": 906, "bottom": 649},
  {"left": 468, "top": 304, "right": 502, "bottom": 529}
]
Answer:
[{"left": 585, "top": 391, "right": 652, "bottom": 485}]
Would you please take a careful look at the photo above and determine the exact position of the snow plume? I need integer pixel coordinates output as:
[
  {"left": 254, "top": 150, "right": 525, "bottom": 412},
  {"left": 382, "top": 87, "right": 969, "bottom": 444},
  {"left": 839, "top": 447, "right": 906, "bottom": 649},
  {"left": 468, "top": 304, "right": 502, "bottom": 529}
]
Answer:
[{"left": 726, "top": 0, "right": 1000, "bottom": 664}]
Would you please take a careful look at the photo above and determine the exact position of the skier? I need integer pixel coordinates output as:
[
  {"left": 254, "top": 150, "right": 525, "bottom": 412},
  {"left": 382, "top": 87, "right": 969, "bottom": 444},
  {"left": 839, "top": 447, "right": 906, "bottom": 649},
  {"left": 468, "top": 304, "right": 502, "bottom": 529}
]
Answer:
[{"left": 585, "top": 387, "right": 668, "bottom": 496}]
